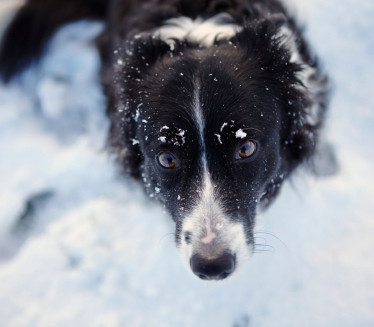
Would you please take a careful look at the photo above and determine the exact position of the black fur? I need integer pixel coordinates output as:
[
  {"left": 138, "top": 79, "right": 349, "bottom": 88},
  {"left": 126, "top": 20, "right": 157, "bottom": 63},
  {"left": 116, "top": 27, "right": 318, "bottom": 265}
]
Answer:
[{"left": 0, "top": 0, "right": 329, "bottom": 277}]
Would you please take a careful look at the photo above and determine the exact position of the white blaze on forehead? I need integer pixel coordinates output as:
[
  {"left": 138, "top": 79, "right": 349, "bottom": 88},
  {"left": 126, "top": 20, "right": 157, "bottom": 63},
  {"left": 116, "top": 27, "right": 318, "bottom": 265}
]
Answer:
[
  {"left": 155, "top": 13, "right": 242, "bottom": 47},
  {"left": 192, "top": 80, "right": 204, "bottom": 144},
  {"left": 187, "top": 80, "right": 223, "bottom": 248},
  {"left": 178, "top": 81, "right": 252, "bottom": 271}
]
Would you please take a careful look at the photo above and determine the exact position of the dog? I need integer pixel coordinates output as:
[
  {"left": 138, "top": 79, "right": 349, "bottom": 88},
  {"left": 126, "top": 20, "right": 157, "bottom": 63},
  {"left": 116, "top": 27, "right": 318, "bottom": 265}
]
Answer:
[{"left": 0, "top": 0, "right": 329, "bottom": 280}]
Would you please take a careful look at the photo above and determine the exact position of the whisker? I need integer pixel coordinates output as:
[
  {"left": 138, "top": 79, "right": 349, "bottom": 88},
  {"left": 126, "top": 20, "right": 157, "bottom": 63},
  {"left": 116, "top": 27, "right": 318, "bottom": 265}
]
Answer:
[
  {"left": 254, "top": 243, "right": 275, "bottom": 252},
  {"left": 254, "top": 243, "right": 274, "bottom": 248},
  {"left": 254, "top": 231, "right": 289, "bottom": 251},
  {"left": 158, "top": 232, "right": 175, "bottom": 245},
  {"left": 253, "top": 236, "right": 267, "bottom": 244},
  {"left": 252, "top": 251, "right": 272, "bottom": 254}
]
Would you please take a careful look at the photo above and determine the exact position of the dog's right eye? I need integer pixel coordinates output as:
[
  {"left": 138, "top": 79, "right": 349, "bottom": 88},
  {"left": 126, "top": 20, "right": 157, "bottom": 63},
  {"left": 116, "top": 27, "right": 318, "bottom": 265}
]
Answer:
[
  {"left": 157, "top": 151, "right": 177, "bottom": 169},
  {"left": 236, "top": 140, "right": 257, "bottom": 160}
]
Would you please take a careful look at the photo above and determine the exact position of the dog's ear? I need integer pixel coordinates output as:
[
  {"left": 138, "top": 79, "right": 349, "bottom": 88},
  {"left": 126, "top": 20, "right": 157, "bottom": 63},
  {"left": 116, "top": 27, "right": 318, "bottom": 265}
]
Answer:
[
  {"left": 228, "top": 12, "right": 290, "bottom": 68},
  {"left": 106, "top": 35, "right": 173, "bottom": 179},
  {"left": 248, "top": 12, "right": 288, "bottom": 37},
  {"left": 259, "top": 13, "right": 287, "bottom": 29},
  {"left": 281, "top": 83, "right": 329, "bottom": 173},
  {"left": 232, "top": 14, "right": 329, "bottom": 174},
  {"left": 125, "top": 34, "right": 172, "bottom": 75}
]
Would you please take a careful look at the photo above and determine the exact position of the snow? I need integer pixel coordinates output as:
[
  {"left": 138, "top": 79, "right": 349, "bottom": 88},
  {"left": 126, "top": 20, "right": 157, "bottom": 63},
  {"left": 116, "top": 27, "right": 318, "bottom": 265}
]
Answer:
[
  {"left": 215, "top": 133, "right": 223, "bottom": 144},
  {"left": 1, "top": 1, "right": 374, "bottom": 326},
  {"left": 177, "top": 129, "right": 186, "bottom": 144},
  {"left": 220, "top": 122, "right": 228, "bottom": 131},
  {"left": 235, "top": 129, "right": 247, "bottom": 139},
  {"left": 158, "top": 136, "right": 167, "bottom": 143}
]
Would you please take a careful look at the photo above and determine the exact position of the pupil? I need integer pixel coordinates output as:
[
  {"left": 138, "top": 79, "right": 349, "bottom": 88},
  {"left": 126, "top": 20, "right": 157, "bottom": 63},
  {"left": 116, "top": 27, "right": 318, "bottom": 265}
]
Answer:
[
  {"left": 163, "top": 154, "right": 173, "bottom": 165},
  {"left": 241, "top": 144, "right": 249, "bottom": 153}
]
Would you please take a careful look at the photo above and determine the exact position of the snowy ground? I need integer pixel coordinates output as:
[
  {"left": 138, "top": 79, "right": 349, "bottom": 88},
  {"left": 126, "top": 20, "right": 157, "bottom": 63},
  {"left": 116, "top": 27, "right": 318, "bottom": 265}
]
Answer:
[{"left": 0, "top": 1, "right": 373, "bottom": 326}]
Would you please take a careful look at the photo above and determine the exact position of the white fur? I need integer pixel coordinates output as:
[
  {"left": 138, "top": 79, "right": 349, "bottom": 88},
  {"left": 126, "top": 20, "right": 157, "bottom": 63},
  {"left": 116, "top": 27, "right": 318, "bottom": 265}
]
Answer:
[
  {"left": 179, "top": 170, "right": 251, "bottom": 275},
  {"left": 277, "top": 25, "right": 318, "bottom": 87},
  {"left": 277, "top": 25, "right": 324, "bottom": 124},
  {"left": 192, "top": 80, "right": 205, "bottom": 144},
  {"left": 178, "top": 81, "right": 251, "bottom": 276},
  {"left": 155, "top": 13, "right": 242, "bottom": 47},
  {"left": 201, "top": 223, "right": 217, "bottom": 244}
]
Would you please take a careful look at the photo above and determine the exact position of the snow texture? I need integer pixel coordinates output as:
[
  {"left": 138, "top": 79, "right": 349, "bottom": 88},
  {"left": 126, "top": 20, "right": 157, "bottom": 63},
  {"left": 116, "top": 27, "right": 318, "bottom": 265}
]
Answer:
[
  {"left": 235, "top": 129, "right": 247, "bottom": 139},
  {"left": 0, "top": 1, "right": 374, "bottom": 326}
]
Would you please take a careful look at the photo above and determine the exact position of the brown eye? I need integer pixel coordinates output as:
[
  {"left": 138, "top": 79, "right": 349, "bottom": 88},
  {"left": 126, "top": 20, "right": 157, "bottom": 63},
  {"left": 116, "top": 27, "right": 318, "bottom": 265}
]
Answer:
[
  {"left": 157, "top": 151, "right": 176, "bottom": 168},
  {"left": 236, "top": 140, "right": 257, "bottom": 159}
]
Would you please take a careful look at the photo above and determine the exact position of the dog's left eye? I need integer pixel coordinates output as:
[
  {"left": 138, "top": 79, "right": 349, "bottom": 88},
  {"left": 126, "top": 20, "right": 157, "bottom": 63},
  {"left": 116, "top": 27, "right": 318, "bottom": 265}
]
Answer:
[
  {"left": 157, "top": 151, "right": 177, "bottom": 169},
  {"left": 236, "top": 140, "right": 257, "bottom": 159}
]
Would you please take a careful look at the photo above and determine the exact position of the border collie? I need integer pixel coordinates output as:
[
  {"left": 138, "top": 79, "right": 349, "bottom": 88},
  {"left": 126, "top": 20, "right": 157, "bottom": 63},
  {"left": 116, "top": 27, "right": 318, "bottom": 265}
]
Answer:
[{"left": 0, "top": 0, "right": 329, "bottom": 280}]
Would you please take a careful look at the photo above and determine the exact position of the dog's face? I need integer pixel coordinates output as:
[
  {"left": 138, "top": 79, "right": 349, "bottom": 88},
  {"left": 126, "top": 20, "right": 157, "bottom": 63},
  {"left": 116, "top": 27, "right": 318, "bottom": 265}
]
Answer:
[
  {"left": 137, "top": 53, "right": 284, "bottom": 278},
  {"left": 110, "top": 21, "right": 325, "bottom": 280}
]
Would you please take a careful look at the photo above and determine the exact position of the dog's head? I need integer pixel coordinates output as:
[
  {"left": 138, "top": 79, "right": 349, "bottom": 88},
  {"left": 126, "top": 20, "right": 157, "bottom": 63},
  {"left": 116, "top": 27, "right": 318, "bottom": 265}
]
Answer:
[{"left": 107, "top": 17, "right": 328, "bottom": 280}]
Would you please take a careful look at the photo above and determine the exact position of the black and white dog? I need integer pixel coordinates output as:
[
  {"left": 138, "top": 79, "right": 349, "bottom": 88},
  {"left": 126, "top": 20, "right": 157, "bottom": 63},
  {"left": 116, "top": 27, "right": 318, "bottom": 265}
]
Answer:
[{"left": 0, "top": 0, "right": 329, "bottom": 280}]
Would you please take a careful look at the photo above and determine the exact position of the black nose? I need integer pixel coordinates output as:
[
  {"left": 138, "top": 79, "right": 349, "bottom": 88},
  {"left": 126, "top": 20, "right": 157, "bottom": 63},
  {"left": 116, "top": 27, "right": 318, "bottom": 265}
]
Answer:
[{"left": 190, "top": 252, "right": 236, "bottom": 280}]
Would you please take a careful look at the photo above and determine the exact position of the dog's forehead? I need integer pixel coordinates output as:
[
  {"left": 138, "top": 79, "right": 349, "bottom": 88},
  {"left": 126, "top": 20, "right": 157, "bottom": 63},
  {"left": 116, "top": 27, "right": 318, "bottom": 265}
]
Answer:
[{"left": 139, "top": 52, "right": 283, "bottom": 149}]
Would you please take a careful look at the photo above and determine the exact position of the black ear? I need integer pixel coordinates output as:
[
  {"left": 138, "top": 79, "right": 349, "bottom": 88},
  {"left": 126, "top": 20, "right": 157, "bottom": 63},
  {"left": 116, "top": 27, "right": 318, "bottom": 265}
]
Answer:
[
  {"left": 105, "top": 35, "right": 172, "bottom": 179},
  {"left": 261, "top": 13, "right": 287, "bottom": 29},
  {"left": 248, "top": 12, "right": 288, "bottom": 36},
  {"left": 229, "top": 11, "right": 290, "bottom": 63},
  {"left": 120, "top": 34, "right": 172, "bottom": 75},
  {"left": 281, "top": 75, "right": 330, "bottom": 174}
]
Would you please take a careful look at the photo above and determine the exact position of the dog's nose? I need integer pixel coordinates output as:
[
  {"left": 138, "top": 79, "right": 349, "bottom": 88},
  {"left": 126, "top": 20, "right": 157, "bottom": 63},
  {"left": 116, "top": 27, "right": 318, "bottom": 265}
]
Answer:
[{"left": 190, "top": 252, "right": 235, "bottom": 280}]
